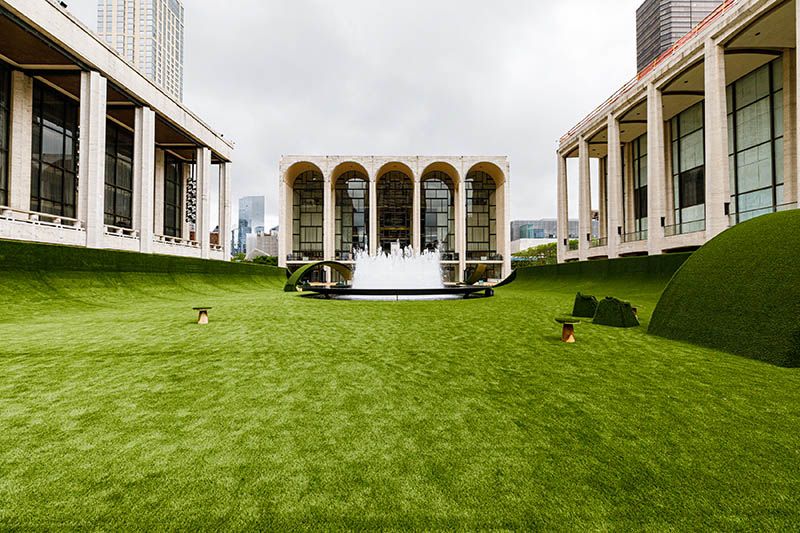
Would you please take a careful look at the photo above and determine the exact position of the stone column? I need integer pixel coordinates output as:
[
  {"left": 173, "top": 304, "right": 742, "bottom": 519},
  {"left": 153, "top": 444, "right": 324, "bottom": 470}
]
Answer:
[
  {"left": 78, "top": 71, "right": 108, "bottom": 247},
  {"left": 704, "top": 38, "right": 731, "bottom": 238},
  {"left": 647, "top": 82, "right": 666, "bottom": 255},
  {"left": 501, "top": 165, "right": 511, "bottom": 277},
  {"left": 369, "top": 177, "right": 378, "bottom": 255},
  {"left": 578, "top": 136, "right": 591, "bottom": 261},
  {"left": 323, "top": 173, "right": 333, "bottom": 261},
  {"left": 556, "top": 153, "right": 568, "bottom": 263},
  {"left": 457, "top": 172, "right": 467, "bottom": 281},
  {"left": 783, "top": 48, "right": 797, "bottom": 205},
  {"left": 412, "top": 177, "right": 421, "bottom": 252},
  {"left": 278, "top": 174, "right": 287, "bottom": 267},
  {"left": 219, "top": 162, "right": 232, "bottom": 259},
  {"left": 196, "top": 147, "right": 212, "bottom": 259},
  {"left": 153, "top": 149, "right": 165, "bottom": 236},
  {"left": 624, "top": 143, "right": 635, "bottom": 233},
  {"left": 133, "top": 106, "right": 155, "bottom": 253},
  {"left": 598, "top": 157, "right": 607, "bottom": 240},
  {"left": 8, "top": 71, "right": 32, "bottom": 211},
  {"left": 607, "top": 114, "right": 623, "bottom": 258}
]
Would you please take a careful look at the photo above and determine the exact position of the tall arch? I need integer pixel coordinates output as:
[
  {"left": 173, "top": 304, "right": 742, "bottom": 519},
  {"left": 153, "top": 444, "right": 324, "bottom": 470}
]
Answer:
[
  {"left": 465, "top": 162, "right": 505, "bottom": 261},
  {"left": 420, "top": 162, "right": 458, "bottom": 254},
  {"left": 376, "top": 162, "right": 414, "bottom": 254},
  {"left": 332, "top": 162, "right": 370, "bottom": 260},
  {"left": 285, "top": 162, "right": 324, "bottom": 261}
]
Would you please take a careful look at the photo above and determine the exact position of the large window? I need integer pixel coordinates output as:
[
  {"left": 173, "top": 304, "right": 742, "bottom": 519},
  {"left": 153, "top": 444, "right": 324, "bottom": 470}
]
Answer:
[
  {"left": 0, "top": 66, "right": 9, "bottom": 207},
  {"left": 670, "top": 102, "right": 705, "bottom": 233},
  {"left": 420, "top": 171, "right": 455, "bottom": 253},
  {"left": 104, "top": 121, "right": 134, "bottom": 228},
  {"left": 377, "top": 170, "right": 412, "bottom": 253},
  {"left": 292, "top": 170, "right": 324, "bottom": 259},
  {"left": 465, "top": 170, "right": 497, "bottom": 260},
  {"left": 335, "top": 171, "right": 369, "bottom": 258},
  {"left": 727, "top": 57, "right": 784, "bottom": 223},
  {"left": 164, "top": 155, "right": 182, "bottom": 237},
  {"left": 632, "top": 134, "right": 648, "bottom": 233},
  {"left": 31, "top": 82, "right": 79, "bottom": 218}
]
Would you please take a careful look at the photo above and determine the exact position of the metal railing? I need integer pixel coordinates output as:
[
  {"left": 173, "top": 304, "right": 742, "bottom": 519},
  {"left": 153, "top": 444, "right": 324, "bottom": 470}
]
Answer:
[
  {"left": 589, "top": 237, "right": 608, "bottom": 248},
  {"left": 466, "top": 253, "right": 503, "bottom": 261},
  {"left": 729, "top": 202, "right": 797, "bottom": 226},
  {"left": 286, "top": 252, "right": 324, "bottom": 262},
  {"left": 621, "top": 230, "right": 648, "bottom": 243},
  {"left": 664, "top": 219, "right": 705, "bottom": 237},
  {"left": 440, "top": 252, "right": 459, "bottom": 262}
]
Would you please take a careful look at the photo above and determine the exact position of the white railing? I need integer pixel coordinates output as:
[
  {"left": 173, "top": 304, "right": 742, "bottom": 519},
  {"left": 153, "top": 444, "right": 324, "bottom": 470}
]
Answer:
[
  {"left": 154, "top": 234, "right": 200, "bottom": 248},
  {"left": 105, "top": 225, "right": 139, "bottom": 239},
  {"left": 0, "top": 205, "right": 84, "bottom": 231}
]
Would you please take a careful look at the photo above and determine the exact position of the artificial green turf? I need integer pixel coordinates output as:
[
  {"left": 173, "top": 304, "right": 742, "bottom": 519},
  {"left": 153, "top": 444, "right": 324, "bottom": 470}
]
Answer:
[
  {"left": 650, "top": 211, "right": 800, "bottom": 367},
  {"left": 1, "top": 250, "right": 799, "bottom": 529}
]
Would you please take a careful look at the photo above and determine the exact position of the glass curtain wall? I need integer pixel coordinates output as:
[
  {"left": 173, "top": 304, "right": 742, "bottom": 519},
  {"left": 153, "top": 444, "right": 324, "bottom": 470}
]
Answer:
[
  {"left": 292, "top": 170, "right": 324, "bottom": 260},
  {"left": 335, "top": 171, "right": 369, "bottom": 259},
  {"left": 377, "top": 171, "right": 412, "bottom": 253},
  {"left": 727, "top": 57, "right": 784, "bottom": 223},
  {"left": 465, "top": 171, "right": 497, "bottom": 260},
  {"left": 30, "top": 82, "right": 79, "bottom": 218},
  {"left": 632, "top": 134, "right": 648, "bottom": 236},
  {"left": 420, "top": 171, "right": 455, "bottom": 254},
  {"left": 0, "top": 65, "right": 9, "bottom": 207},
  {"left": 670, "top": 102, "right": 705, "bottom": 233},
  {"left": 163, "top": 155, "right": 183, "bottom": 237},
  {"left": 104, "top": 121, "right": 134, "bottom": 228}
]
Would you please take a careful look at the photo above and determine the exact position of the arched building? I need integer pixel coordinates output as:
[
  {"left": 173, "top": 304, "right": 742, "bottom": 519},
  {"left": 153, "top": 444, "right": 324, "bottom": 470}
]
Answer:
[{"left": 279, "top": 156, "right": 511, "bottom": 282}]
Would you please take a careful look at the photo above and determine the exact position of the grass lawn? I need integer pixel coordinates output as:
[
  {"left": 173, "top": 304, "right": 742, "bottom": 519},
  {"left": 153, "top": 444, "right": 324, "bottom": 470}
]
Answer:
[{"left": 1, "top": 268, "right": 799, "bottom": 530}]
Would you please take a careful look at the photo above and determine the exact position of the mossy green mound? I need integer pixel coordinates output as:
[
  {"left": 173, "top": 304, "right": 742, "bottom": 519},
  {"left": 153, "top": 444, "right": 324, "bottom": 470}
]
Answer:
[
  {"left": 593, "top": 296, "right": 639, "bottom": 328},
  {"left": 572, "top": 292, "right": 599, "bottom": 318},
  {"left": 649, "top": 211, "right": 800, "bottom": 367}
]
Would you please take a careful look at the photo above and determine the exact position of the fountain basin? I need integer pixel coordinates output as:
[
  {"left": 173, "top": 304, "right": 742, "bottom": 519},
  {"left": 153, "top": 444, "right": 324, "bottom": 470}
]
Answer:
[{"left": 305, "top": 286, "right": 494, "bottom": 301}]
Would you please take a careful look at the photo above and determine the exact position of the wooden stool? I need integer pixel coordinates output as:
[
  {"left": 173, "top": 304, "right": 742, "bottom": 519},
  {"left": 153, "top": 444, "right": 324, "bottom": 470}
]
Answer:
[
  {"left": 555, "top": 318, "right": 581, "bottom": 343},
  {"left": 193, "top": 307, "right": 212, "bottom": 325}
]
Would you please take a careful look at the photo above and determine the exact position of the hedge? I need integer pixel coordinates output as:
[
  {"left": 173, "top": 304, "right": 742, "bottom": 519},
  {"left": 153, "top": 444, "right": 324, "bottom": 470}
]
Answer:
[
  {"left": 572, "top": 292, "right": 598, "bottom": 318},
  {"left": 513, "top": 253, "right": 691, "bottom": 285},
  {"left": 0, "top": 239, "right": 285, "bottom": 278},
  {"left": 593, "top": 297, "right": 639, "bottom": 328},
  {"left": 649, "top": 211, "right": 800, "bottom": 367}
]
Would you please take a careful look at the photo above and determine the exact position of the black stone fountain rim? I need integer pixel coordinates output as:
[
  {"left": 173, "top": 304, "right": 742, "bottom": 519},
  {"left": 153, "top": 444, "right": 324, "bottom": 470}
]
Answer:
[{"left": 304, "top": 286, "right": 494, "bottom": 297}]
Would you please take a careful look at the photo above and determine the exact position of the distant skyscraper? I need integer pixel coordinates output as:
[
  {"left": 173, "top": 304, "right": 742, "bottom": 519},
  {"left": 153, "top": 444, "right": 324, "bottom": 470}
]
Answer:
[
  {"left": 636, "top": 0, "right": 722, "bottom": 72},
  {"left": 237, "top": 196, "right": 265, "bottom": 254},
  {"left": 96, "top": 0, "right": 185, "bottom": 100}
]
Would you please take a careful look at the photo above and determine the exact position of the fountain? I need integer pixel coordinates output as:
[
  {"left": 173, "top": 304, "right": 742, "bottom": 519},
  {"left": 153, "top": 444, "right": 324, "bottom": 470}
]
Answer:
[{"left": 303, "top": 243, "right": 496, "bottom": 301}]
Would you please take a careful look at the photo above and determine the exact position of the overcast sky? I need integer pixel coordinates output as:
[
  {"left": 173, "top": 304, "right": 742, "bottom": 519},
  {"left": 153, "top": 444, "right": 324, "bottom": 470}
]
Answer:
[{"left": 66, "top": 0, "right": 642, "bottom": 229}]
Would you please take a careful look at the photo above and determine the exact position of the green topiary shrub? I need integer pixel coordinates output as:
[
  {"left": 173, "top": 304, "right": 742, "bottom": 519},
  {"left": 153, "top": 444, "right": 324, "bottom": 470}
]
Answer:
[
  {"left": 649, "top": 211, "right": 800, "bottom": 367},
  {"left": 593, "top": 297, "right": 640, "bottom": 328},
  {"left": 572, "top": 292, "right": 598, "bottom": 318}
]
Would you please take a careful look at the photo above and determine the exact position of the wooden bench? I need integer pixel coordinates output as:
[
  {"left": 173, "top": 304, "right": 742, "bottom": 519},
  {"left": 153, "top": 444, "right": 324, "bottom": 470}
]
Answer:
[
  {"left": 555, "top": 318, "right": 581, "bottom": 343},
  {"left": 193, "top": 307, "right": 212, "bottom": 325}
]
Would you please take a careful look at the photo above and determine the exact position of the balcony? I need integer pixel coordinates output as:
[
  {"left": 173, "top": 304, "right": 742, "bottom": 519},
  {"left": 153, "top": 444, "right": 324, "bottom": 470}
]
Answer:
[{"left": 0, "top": 206, "right": 83, "bottom": 231}]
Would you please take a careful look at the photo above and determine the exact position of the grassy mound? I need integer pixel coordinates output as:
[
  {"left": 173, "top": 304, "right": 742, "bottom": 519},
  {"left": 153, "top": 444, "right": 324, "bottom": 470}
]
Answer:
[
  {"left": 593, "top": 297, "right": 640, "bottom": 328},
  {"left": 649, "top": 211, "right": 800, "bottom": 367},
  {"left": 4, "top": 243, "right": 800, "bottom": 528}
]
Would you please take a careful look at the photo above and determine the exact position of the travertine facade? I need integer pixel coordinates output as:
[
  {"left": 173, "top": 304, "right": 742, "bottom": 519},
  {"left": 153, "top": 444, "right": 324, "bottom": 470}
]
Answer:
[
  {"left": 0, "top": 0, "right": 232, "bottom": 260},
  {"left": 558, "top": 0, "right": 799, "bottom": 263},
  {"left": 279, "top": 156, "right": 511, "bottom": 282}
]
